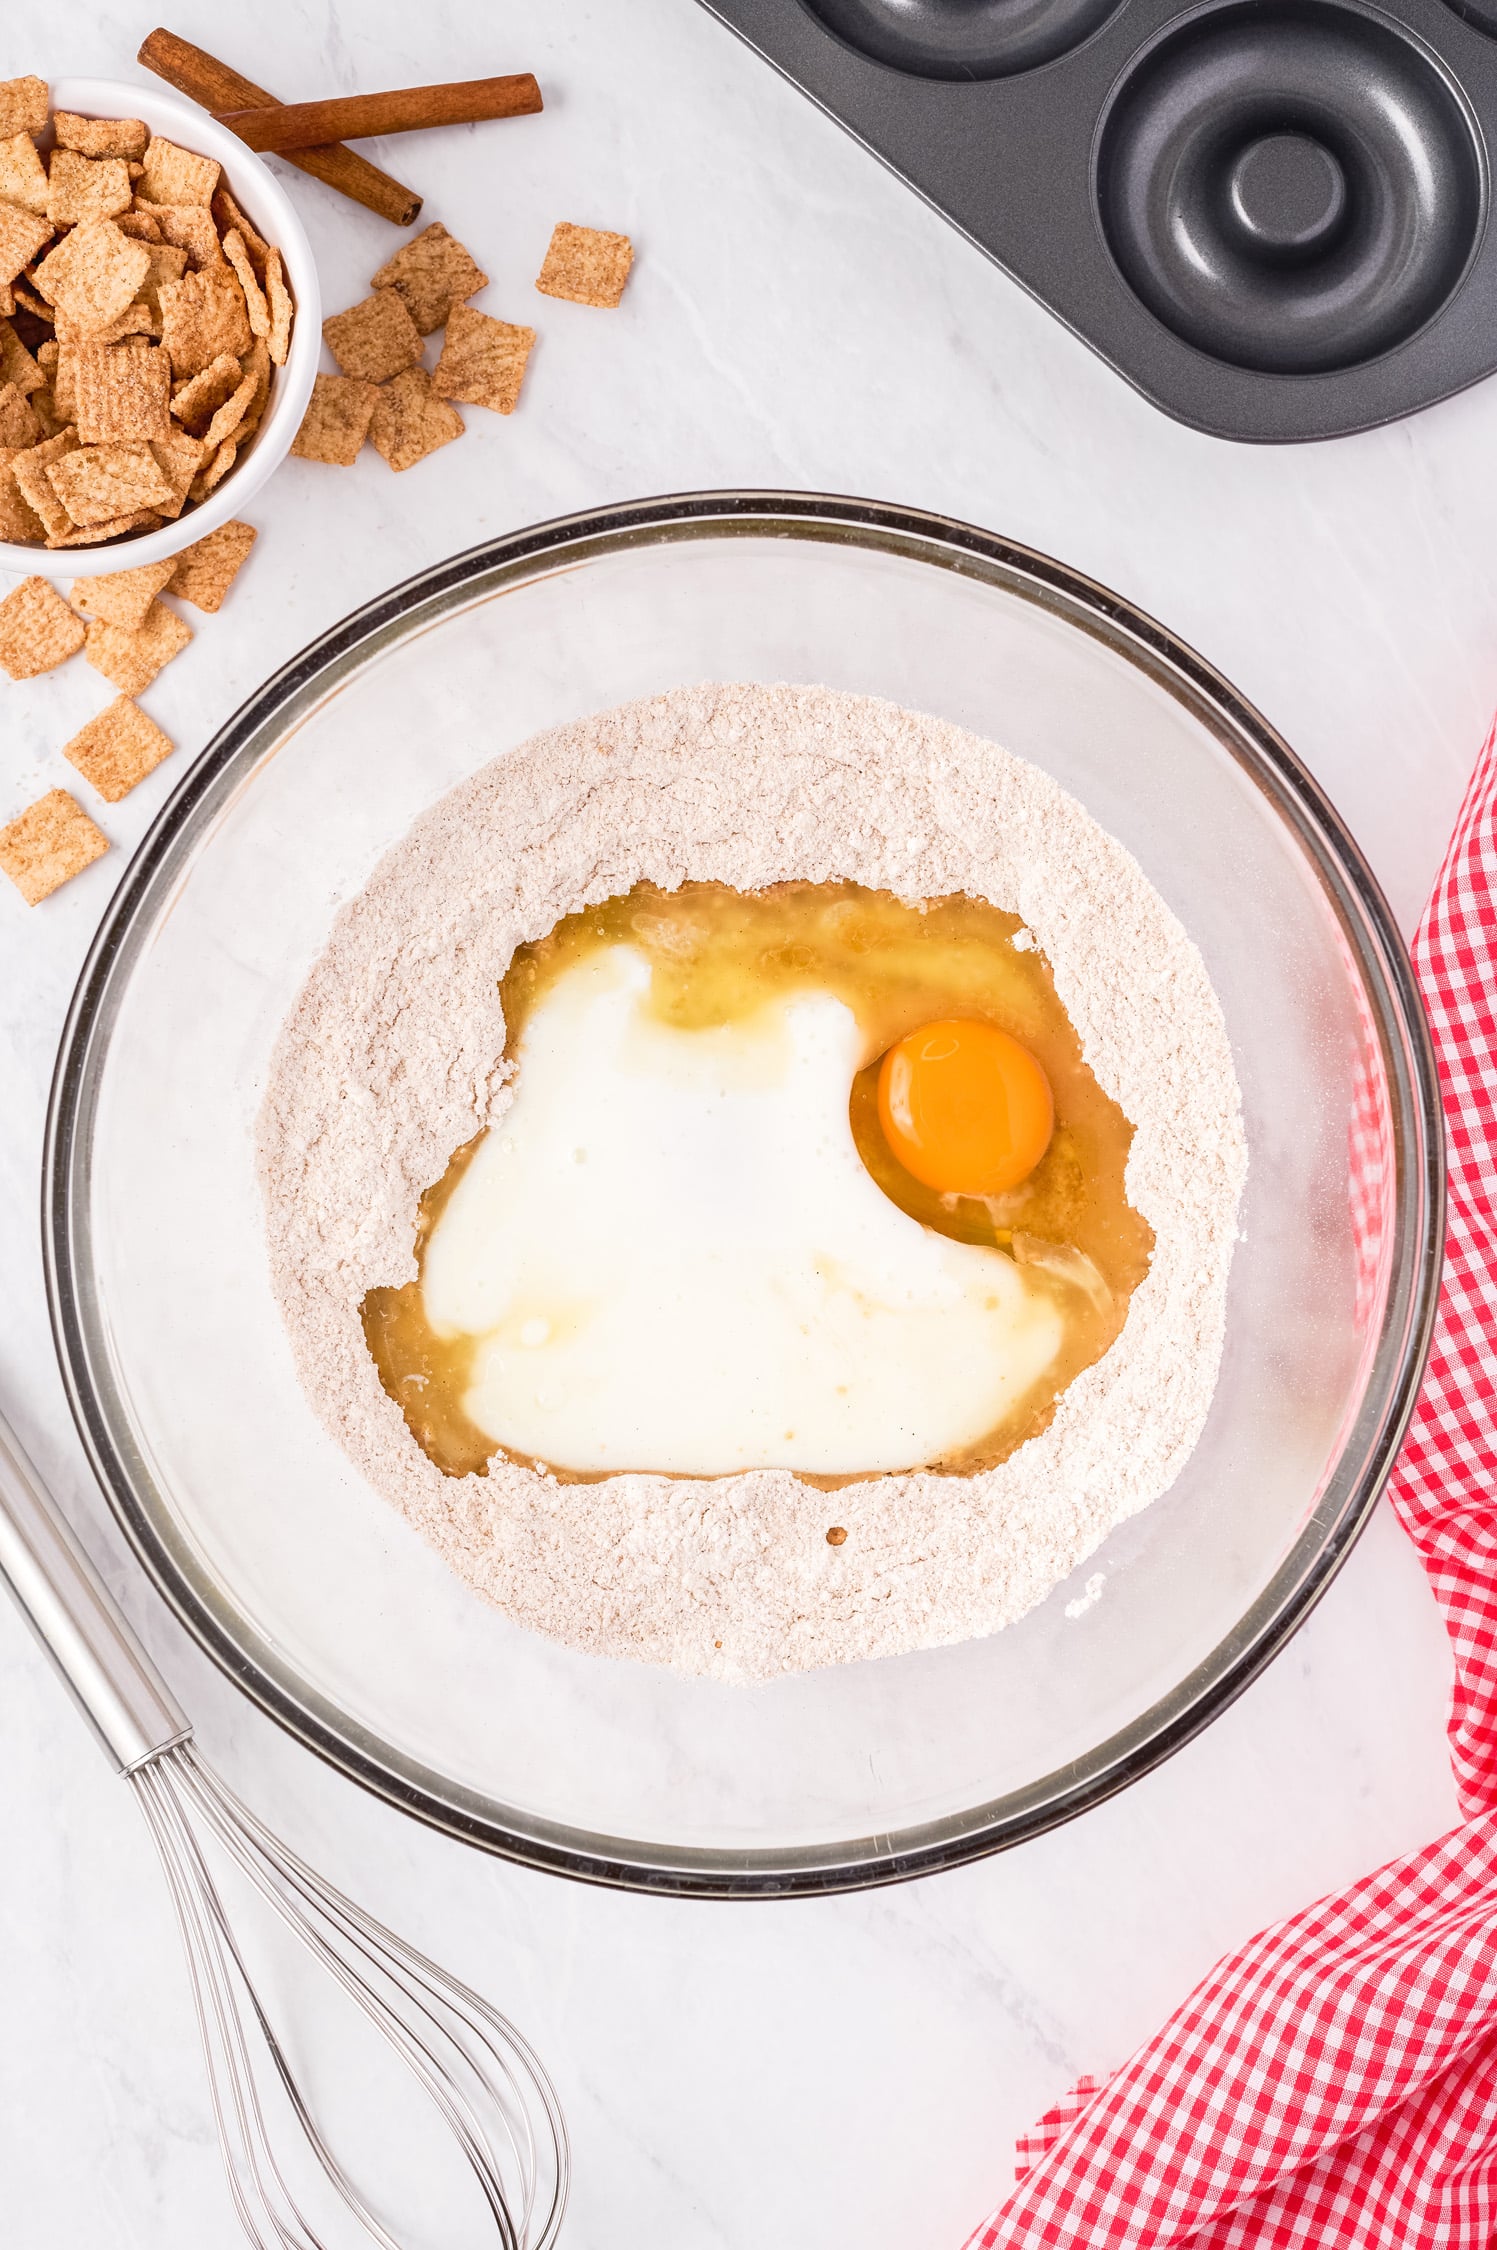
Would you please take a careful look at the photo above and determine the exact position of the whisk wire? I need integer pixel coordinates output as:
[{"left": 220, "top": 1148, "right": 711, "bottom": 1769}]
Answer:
[{"left": 131, "top": 1744, "right": 567, "bottom": 2250}]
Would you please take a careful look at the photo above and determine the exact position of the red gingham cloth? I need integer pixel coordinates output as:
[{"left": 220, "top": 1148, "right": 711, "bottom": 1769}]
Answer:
[{"left": 966, "top": 722, "right": 1497, "bottom": 2250}]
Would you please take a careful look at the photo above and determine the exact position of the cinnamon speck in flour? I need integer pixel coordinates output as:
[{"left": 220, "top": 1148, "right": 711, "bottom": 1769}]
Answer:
[{"left": 256, "top": 683, "right": 1246, "bottom": 1680}]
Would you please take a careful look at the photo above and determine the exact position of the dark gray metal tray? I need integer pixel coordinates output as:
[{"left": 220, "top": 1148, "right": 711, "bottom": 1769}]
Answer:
[{"left": 697, "top": 0, "right": 1497, "bottom": 440}]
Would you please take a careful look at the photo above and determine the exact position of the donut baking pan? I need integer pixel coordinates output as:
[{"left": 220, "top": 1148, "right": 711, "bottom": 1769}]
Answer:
[
  {"left": 45, "top": 494, "right": 1441, "bottom": 1894},
  {"left": 697, "top": 0, "right": 1497, "bottom": 439}
]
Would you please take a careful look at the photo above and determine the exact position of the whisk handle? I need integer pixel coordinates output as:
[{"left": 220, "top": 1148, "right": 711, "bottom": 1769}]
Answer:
[{"left": 0, "top": 1409, "right": 191, "bottom": 1773}]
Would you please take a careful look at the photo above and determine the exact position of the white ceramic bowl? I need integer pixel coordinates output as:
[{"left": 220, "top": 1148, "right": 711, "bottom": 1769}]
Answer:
[{"left": 0, "top": 75, "right": 321, "bottom": 578}]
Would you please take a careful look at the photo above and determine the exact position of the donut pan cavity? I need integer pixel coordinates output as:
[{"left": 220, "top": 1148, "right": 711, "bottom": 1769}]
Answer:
[{"left": 697, "top": 0, "right": 1497, "bottom": 439}]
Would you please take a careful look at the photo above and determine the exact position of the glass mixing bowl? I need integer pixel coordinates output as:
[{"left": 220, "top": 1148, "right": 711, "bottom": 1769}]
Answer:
[{"left": 45, "top": 493, "right": 1443, "bottom": 1896}]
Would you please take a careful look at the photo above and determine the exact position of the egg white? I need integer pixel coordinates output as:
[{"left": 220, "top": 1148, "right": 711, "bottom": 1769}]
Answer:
[{"left": 421, "top": 945, "right": 1064, "bottom": 1476}]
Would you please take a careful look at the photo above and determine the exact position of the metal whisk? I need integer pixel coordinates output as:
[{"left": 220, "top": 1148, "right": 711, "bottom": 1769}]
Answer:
[{"left": 0, "top": 1408, "right": 569, "bottom": 2250}]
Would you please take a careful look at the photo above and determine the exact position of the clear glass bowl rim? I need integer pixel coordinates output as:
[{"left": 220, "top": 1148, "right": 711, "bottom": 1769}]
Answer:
[{"left": 42, "top": 490, "right": 1446, "bottom": 1898}]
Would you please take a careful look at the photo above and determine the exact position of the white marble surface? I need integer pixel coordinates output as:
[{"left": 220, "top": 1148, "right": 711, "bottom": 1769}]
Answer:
[{"left": 0, "top": 3, "right": 1481, "bottom": 2244}]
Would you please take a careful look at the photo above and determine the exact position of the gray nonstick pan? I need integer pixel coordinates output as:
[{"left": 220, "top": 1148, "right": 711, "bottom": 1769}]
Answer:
[{"left": 698, "top": 0, "right": 1497, "bottom": 440}]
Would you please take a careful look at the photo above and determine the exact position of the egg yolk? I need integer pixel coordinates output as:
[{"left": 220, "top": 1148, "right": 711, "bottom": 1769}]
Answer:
[{"left": 877, "top": 1019, "right": 1054, "bottom": 1196}]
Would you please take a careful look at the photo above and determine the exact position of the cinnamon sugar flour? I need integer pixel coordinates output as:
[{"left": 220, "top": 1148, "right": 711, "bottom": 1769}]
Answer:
[{"left": 257, "top": 683, "right": 1246, "bottom": 1680}]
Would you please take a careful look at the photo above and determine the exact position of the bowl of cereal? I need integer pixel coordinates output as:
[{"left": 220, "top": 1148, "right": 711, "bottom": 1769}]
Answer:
[{"left": 0, "top": 72, "right": 319, "bottom": 575}]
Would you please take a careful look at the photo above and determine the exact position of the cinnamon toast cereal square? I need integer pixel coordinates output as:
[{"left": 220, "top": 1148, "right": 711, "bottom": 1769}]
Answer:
[
  {"left": 48, "top": 440, "right": 174, "bottom": 525},
  {"left": 0, "top": 79, "right": 48, "bottom": 140},
  {"left": 84, "top": 597, "right": 192, "bottom": 694},
  {"left": 33, "top": 219, "right": 150, "bottom": 333},
  {"left": 535, "top": 222, "right": 634, "bottom": 309},
  {"left": 46, "top": 150, "right": 132, "bottom": 227},
  {"left": 0, "top": 455, "right": 43, "bottom": 541},
  {"left": 189, "top": 437, "right": 236, "bottom": 501},
  {"left": 53, "top": 113, "right": 149, "bottom": 161},
  {"left": 0, "top": 131, "right": 49, "bottom": 215},
  {"left": 0, "top": 788, "right": 107, "bottom": 904},
  {"left": 0, "top": 197, "right": 52, "bottom": 286},
  {"left": 0, "top": 314, "right": 43, "bottom": 394},
  {"left": 0, "top": 378, "right": 40, "bottom": 447},
  {"left": 431, "top": 305, "right": 534, "bottom": 415},
  {"left": 13, "top": 426, "right": 79, "bottom": 536},
  {"left": 69, "top": 553, "right": 176, "bottom": 631},
  {"left": 264, "top": 248, "right": 292, "bottom": 367},
  {"left": 146, "top": 428, "right": 204, "bottom": 517},
  {"left": 223, "top": 230, "right": 268, "bottom": 339},
  {"left": 170, "top": 350, "right": 241, "bottom": 435},
  {"left": 371, "top": 221, "right": 488, "bottom": 335},
  {"left": 291, "top": 371, "right": 379, "bottom": 465},
  {"left": 137, "top": 242, "right": 189, "bottom": 325},
  {"left": 166, "top": 518, "right": 256, "bottom": 611},
  {"left": 211, "top": 187, "right": 268, "bottom": 278},
  {"left": 0, "top": 572, "right": 86, "bottom": 675},
  {"left": 74, "top": 337, "right": 171, "bottom": 442},
  {"left": 63, "top": 695, "right": 173, "bottom": 802},
  {"left": 159, "top": 266, "right": 251, "bottom": 377},
  {"left": 202, "top": 366, "right": 256, "bottom": 450},
  {"left": 322, "top": 289, "right": 421, "bottom": 384},
  {"left": 134, "top": 202, "right": 223, "bottom": 271},
  {"left": 46, "top": 506, "right": 162, "bottom": 549},
  {"left": 368, "top": 366, "right": 464, "bottom": 472},
  {"left": 138, "top": 137, "right": 220, "bottom": 210}
]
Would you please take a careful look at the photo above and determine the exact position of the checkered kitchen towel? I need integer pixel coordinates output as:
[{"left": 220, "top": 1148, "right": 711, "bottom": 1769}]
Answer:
[{"left": 967, "top": 722, "right": 1497, "bottom": 2249}]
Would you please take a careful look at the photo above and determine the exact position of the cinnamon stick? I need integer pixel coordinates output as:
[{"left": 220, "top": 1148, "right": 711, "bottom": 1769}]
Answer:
[
  {"left": 136, "top": 28, "right": 422, "bottom": 226},
  {"left": 217, "top": 75, "right": 543, "bottom": 154}
]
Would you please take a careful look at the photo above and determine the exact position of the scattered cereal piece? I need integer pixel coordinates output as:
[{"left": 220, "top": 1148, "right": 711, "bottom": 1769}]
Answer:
[
  {"left": 47, "top": 507, "right": 163, "bottom": 548},
  {"left": 46, "top": 149, "right": 132, "bottom": 228},
  {"left": 63, "top": 695, "right": 173, "bottom": 802},
  {"left": 221, "top": 229, "right": 268, "bottom": 340},
  {"left": 48, "top": 440, "right": 174, "bottom": 526},
  {"left": 535, "top": 221, "right": 634, "bottom": 309},
  {"left": 0, "top": 378, "right": 40, "bottom": 447},
  {"left": 0, "top": 197, "right": 52, "bottom": 286},
  {"left": 53, "top": 113, "right": 149, "bottom": 161},
  {"left": 134, "top": 202, "right": 223, "bottom": 272},
  {"left": 0, "top": 314, "right": 42, "bottom": 394},
  {"left": 0, "top": 457, "right": 43, "bottom": 540},
  {"left": 322, "top": 288, "right": 422, "bottom": 384},
  {"left": 368, "top": 366, "right": 464, "bottom": 472},
  {"left": 13, "top": 426, "right": 79, "bottom": 537},
  {"left": 84, "top": 597, "right": 192, "bottom": 694},
  {"left": 166, "top": 518, "right": 256, "bottom": 612},
  {"left": 0, "top": 788, "right": 107, "bottom": 905},
  {"left": 69, "top": 553, "right": 176, "bottom": 631},
  {"left": 33, "top": 218, "right": 150, "bottom": 334},
  {"left": 264, "top": 248, "right": 292, "bottom": 368},
  {"left": 0, "top": 131, "right": 49, "bottom": 216},
  {"left": 0, "top": 79, "right": 48, "bottom": 141},
  {"left": 159, "top": 265, "right": 251, "bottom": 377},
  {"left": 291, "top": 371, "right": 379, "bottom": 465},
  {"left": 170, "top": 350, "right": 242, "bottom": 435},
  {"left": 0, "top": 571, "right": 85, "bottom": 675},
  {"left": 147, "top": 428, "right": 205, "bottom": 517},
  {"left": 372, "top": 221, "right": 488, "bottom": 336},
  {"left": 74, "top": 337, "right": 171, "bottom": 443},
  {"left": 138, "top": 136, "right": 220, "bottom": 210},
  {"left": 432, "top": 304, "right": 535, "bottom": 415}
]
